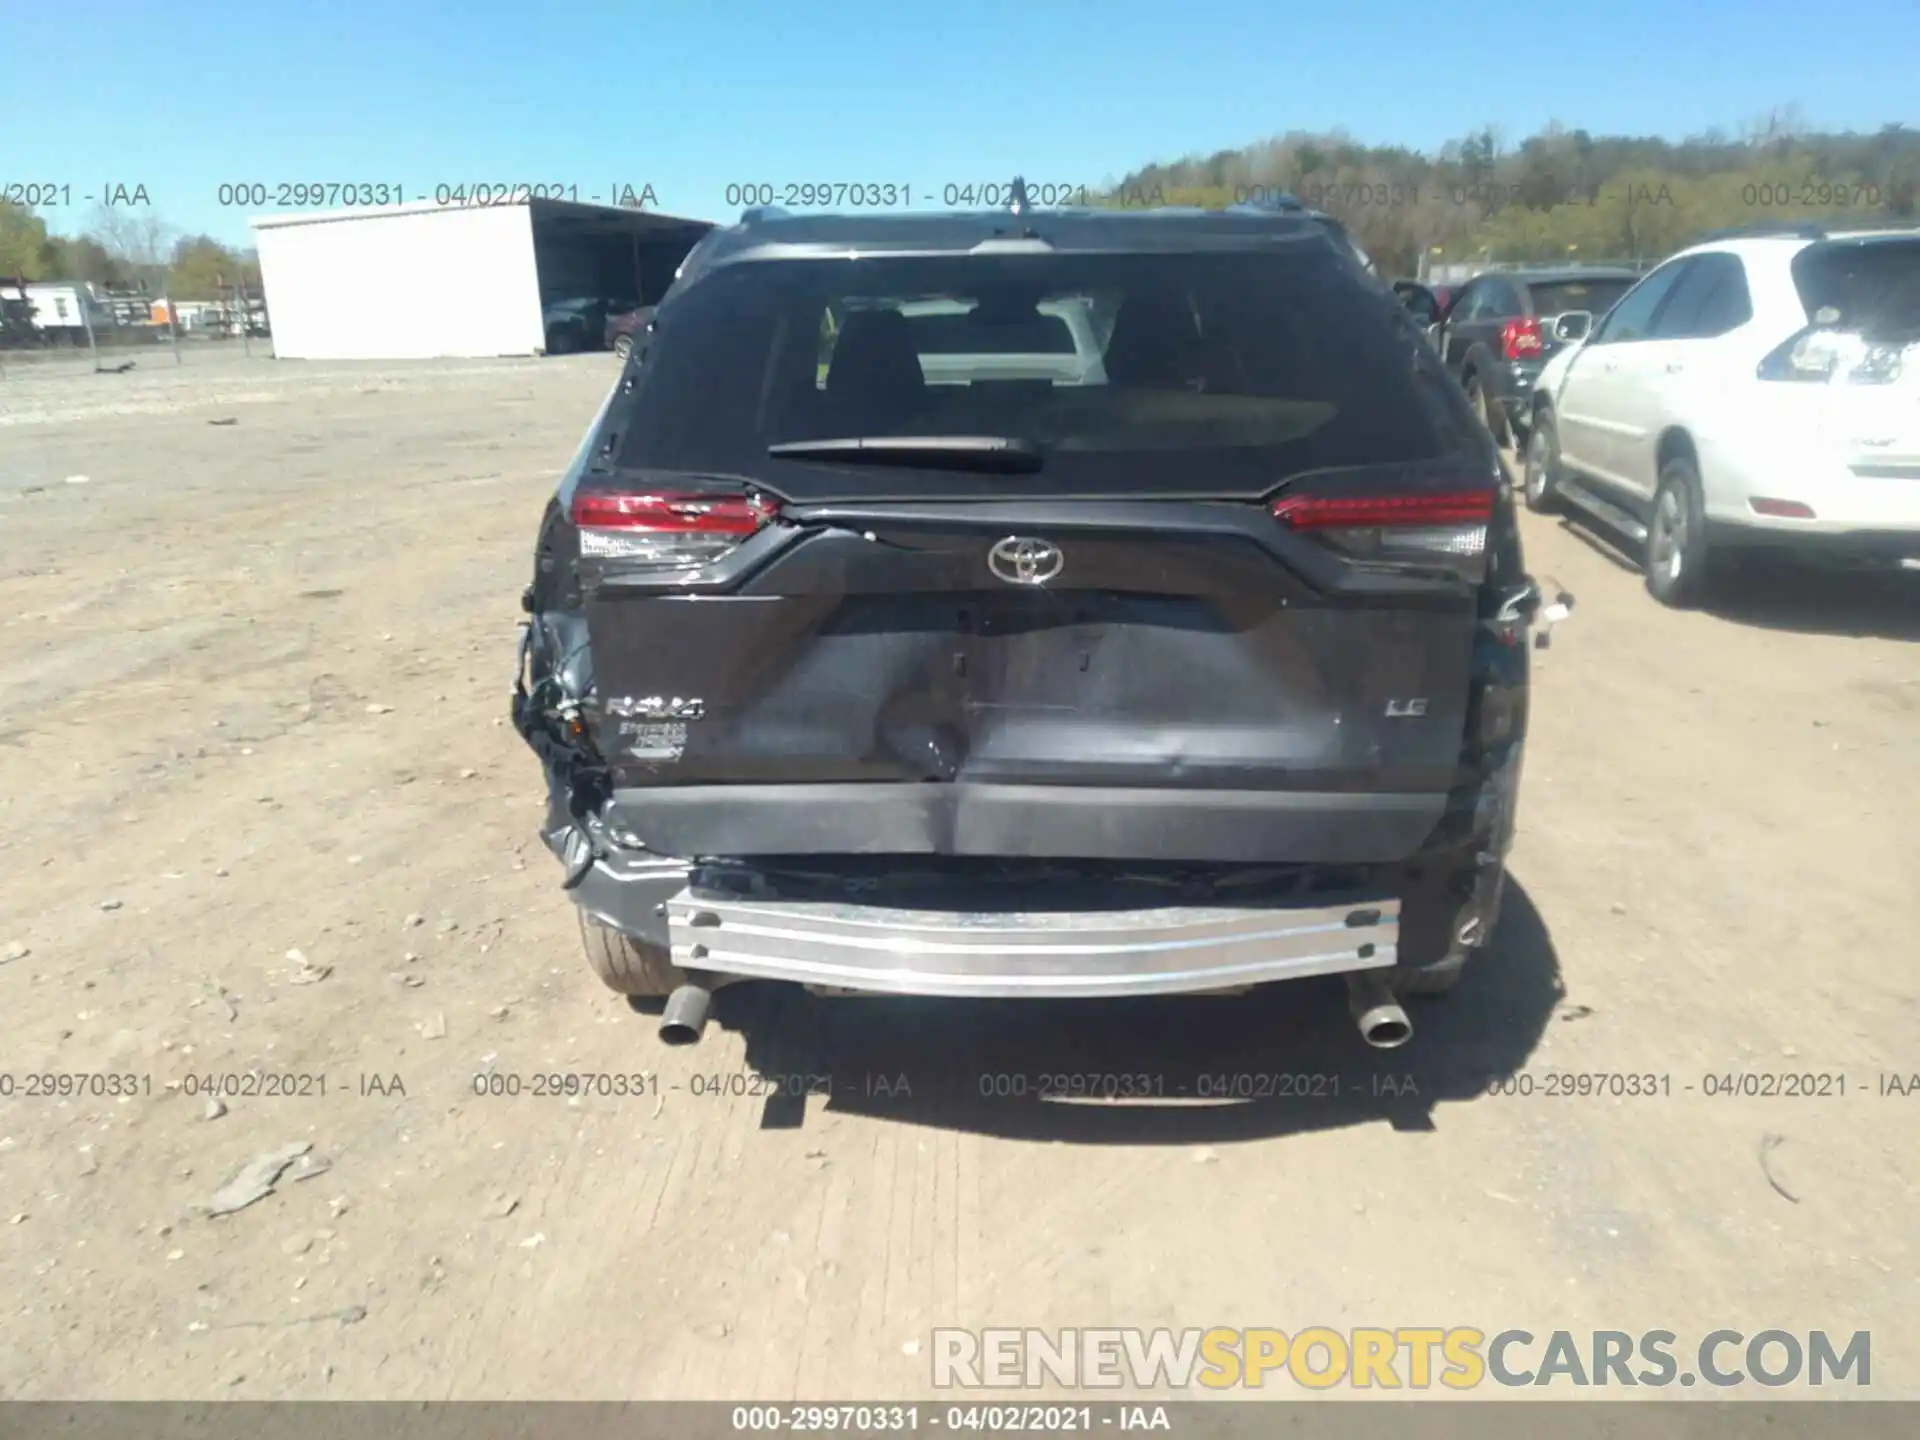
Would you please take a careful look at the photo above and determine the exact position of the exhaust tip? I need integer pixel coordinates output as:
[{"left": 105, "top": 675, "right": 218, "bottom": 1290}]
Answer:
[
  {"left": 1357, "top": 1008, "right": 1414, "bottom": 1049},
  {"left": 658, "top": 983, "right": 712, "bottom": 1046},
  {"left": 1346, "top": 971, "right": 1414, "bottom": 1050}
]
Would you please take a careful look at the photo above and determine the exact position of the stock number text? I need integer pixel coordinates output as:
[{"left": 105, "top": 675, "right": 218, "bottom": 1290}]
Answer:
[
  {"left": 1, "top": 1072, "right": 151, "bottom": 1099},
  {"left": 731, "top": 1405, "right": 920, "bottom": 1431},
  {"left": 1742, "top": 182, "right": 1881, "bottom": 208},
  {"left": 472, "top": 1071, "right": 660, "bottom": 1098},
  {"left": 727, "top": 182, "right": 912, "bottom": 208},
  {"left": 217, "top": 182, "right": 406, "bottom": 208}
]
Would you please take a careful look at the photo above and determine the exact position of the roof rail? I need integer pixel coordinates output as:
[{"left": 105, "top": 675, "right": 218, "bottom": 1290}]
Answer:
[
  {"left": 1811, "top": 217, "right": 1920, "bottom": 236},
  {"left": 1456, "top": 259, "right": 1654, "bottom": 272},
  {"left": 738, "top": 205, "right": 792, "bottom": 226},
  {"left": 1699, "top": 221, "right": 1827, "bottom": 242},
  {"left": 1523, "top": 260, "right": 1639, "bottom": 270},
  {"left": 1225, "top": 193, "right": 1308, "bottom": 214}
]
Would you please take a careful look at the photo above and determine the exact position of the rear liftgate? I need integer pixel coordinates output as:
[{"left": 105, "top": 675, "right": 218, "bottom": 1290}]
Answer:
[{"left": 566, "top": 469, "right": 1501, "bottom": 1047}]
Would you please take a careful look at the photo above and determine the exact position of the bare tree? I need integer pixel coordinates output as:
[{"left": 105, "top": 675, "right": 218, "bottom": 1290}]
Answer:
[
  {"left": 87, "top": 205, "right": 179, "bottom": 293},
  {"left": 1740, "top": 105, "right": 1807, "bottom": 150}
]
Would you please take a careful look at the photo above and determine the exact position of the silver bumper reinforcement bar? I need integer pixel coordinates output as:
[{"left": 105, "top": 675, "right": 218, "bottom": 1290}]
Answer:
[{"left": 666, "top": 891, "right": 1400, "bottom": 999}]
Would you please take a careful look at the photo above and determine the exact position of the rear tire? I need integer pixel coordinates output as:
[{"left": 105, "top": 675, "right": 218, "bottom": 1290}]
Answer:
[
  {"left": 578, "top": 912, "right": 684, "bottom": 997},
  {"left": 1465, "top": 371, "right": 1511, "bottom": 449},
  {"left": 1522, "top": 411, "right": 1563, "bottom": 514},
  {"left": 1645, "top": 457, "right": 1713, "bottom": 608}
]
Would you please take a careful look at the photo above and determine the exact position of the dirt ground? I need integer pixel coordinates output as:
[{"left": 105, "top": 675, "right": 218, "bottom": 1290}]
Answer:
[{"left": 1, "top": 353, "right": 1916, "bottom": 1401}]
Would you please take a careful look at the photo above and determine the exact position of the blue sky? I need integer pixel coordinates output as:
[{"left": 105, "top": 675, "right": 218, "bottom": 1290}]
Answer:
[{"left": 5, "top": 0, "right": 1917, "bottom": 246}]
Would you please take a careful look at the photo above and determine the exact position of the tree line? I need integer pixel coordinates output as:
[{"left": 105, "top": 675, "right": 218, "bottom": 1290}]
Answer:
[
  {"left": 7, "top": 114, "right": 1916, "bottom": 295},
  {"left": 1095, "top": 113, "right": 1919, "bottom": 276},
  {"left": 0, "top": 202, "right": 260, "bottom": 300}
]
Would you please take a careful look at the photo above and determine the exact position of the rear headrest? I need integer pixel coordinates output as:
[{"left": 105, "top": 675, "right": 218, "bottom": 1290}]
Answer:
[
  {"left": 826, "top": 309, "right": 927, "bottom": 406},
  {"left": 1103, "top": 294, "right": 1204, "bottom": 388}
]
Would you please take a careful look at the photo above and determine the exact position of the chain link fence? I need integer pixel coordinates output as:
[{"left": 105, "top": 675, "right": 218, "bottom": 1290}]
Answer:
[{"left": 0, "top": 276, "right": 272, "bottom": 381}]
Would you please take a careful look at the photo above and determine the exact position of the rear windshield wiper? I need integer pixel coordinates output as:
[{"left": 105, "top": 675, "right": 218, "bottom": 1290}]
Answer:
[{"left": 767, "top": 435, "right": 1045, "bottom": 473}]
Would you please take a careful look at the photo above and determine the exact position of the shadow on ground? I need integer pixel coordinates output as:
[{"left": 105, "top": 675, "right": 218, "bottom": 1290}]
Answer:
[
  {"left": 1703, "top": 560, "right": 1920, "bottom": 641},
  {"left": 1553, "top": 515, "right": 1644, "bottom": 576},
  {"left": 690, "top": 879, "right": 1564, "bottom": 1142},
  {"left": 1555, "top": 513, "right": 1920, "bottom": 640}
]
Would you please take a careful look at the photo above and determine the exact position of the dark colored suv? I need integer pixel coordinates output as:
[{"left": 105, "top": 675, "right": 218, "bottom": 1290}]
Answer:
[
  {"left": 1435, "top": 268, "right": 1641, "bottom": 446},
  {"left": 514, "top": 201, "right": 1554, "bottom": 1049}
]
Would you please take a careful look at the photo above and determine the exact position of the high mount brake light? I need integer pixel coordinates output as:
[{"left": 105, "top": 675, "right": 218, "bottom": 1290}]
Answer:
[
  {"left": 1270, "top": 488, "right": 1495, "bottom": 573},
  {"left": 572, "top": 490, "right": 780, "bottom": 572}
]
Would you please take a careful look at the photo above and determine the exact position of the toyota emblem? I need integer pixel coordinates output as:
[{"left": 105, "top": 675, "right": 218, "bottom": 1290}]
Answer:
[{"left": 987, "top": 536, "right": 1064, "bottom": 586}]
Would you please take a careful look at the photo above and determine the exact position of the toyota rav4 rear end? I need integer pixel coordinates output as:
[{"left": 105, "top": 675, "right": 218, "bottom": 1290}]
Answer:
[{"left": 512, "top": 204, "right": 1550, "bottom": 1048}]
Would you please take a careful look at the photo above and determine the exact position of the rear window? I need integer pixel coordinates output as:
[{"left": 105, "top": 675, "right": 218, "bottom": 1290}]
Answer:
[
  {"left": 1527, "top": 279, "right": 1634, "bottom": 318},
  {"left": 612, "top": 246, "right": 1478, "bottom": 490},
  {"left": 1792, "top": 238, "right": 1920, "bottom": 340}
]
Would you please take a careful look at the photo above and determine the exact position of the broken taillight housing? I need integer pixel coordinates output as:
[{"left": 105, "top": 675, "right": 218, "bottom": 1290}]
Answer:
[
  {"left": 571, "top": 490, "right": 780, "bottom": 574},
  {"left": 1270, "top": 487, "right": 1496, "bottom": 581},
  {"left": 1757, "top": 326, "right": 1909, "bottom": 385}
]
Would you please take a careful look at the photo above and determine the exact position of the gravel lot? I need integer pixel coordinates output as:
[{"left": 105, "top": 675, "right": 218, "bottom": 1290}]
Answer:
[{"left": 1, "top": 355, "right": 1916, "bottom": 1401}]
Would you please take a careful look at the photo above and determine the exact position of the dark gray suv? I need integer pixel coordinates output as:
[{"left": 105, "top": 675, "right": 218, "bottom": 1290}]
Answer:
[{"left": 513, "top": 198, "right": 1552, "bottom": 1049}]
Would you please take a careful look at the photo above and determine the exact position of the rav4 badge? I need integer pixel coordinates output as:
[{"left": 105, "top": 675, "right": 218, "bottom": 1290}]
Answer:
[{"left": 606, "top": 696, "right": 706, "bottom": 720}]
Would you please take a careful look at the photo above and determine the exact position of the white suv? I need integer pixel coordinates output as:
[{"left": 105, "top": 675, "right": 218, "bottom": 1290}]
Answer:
[{"left": 1521, "top": 224, "right": 1920, "bottom": 606}]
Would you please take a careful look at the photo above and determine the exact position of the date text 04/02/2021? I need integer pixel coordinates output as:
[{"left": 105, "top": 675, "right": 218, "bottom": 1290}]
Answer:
[
  {"left": 719, "top": 182, "right": 1171, "bottom": 209},
  {"left": 211, "top": 182, "right": 658, "bottom": 208}
]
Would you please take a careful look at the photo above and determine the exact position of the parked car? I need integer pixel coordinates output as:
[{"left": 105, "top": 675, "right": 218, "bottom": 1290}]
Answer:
[
  {"left": 604, "top": 304, "right": 655, "bottom": 359},
  {"left": 1434, "top": 268, "right": 1641, "bottom": 448},
  {"left": 513, "top": 200, "right": 1558, "bottom": 1049},
  {"left": 1393, "top": 280, "right": 1445, "bottom": 329},
  {"left": 1523, "top": 223, "right": 1920, "bottom": 606},
  {"left": 543, "top": 295, "right": 630, "bottom": 354}
]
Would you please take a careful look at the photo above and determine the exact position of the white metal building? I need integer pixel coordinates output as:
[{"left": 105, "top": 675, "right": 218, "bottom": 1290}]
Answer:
[{"left": 251, "top": 199, "right": 712, "bottom": 360}]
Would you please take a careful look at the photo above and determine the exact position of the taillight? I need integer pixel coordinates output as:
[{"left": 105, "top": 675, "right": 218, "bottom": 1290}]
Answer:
[
  {"left": 1500, "top": 317, "right": 1544, "bottom": 361},
  {"left": 571, "top": 490, "right": 780, "bottom": 573},
  {"left": 1270, "top": 488, "right": 1495, "bottom": 578}
]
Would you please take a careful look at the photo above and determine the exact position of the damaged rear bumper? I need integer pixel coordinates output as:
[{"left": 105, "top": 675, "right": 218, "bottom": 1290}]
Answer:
[
  {"left": 601, "top": 783, "right": 1449, "bottom": 866},
  {"left": 542, "top": 747, "right": 1523, "bottom": 1001},
  {"left": 664, "top": 891, "right": 1398, "bottom": 999},
  {"left": 548, "top": 827, "right": 1403, "bottom": 999}
]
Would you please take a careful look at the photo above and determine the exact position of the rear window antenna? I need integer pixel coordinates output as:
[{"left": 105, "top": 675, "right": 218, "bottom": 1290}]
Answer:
[{"left": 1007, "top": 176, "right": 1030, "bottom": 216}]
